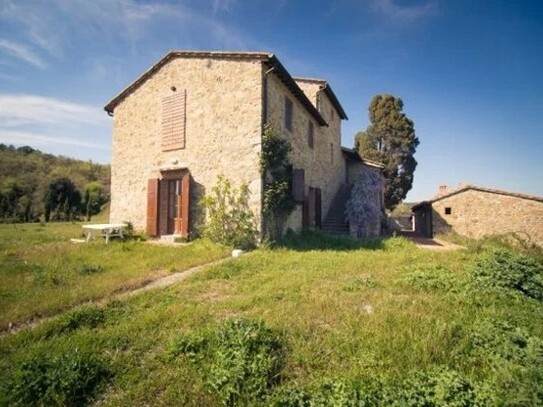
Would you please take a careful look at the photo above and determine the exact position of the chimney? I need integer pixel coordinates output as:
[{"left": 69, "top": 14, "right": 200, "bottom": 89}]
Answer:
[{"left": 436, "top": 185, "right": 448, "bottom": 197}]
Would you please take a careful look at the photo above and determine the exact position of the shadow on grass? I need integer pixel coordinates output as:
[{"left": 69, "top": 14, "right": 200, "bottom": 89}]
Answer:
[{"left": 271, "top": 230, "right": 385, "bottom": 252}]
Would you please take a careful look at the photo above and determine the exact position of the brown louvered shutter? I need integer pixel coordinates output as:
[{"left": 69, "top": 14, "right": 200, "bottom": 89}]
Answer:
[
  {"left": 162, "top": 90, "right": 186, "bottom": 151},
  {"left": 292, "top": 169, "right": 305, "bottom": 203},
  {"left": 315, "top": 188, "right": 322, "bottom": 229},
  {"left": 180, "top": 173, "right": 191, "bottom": 238},
  {"left": 147, "top": 179, "right": 159, "bottom": 236}
]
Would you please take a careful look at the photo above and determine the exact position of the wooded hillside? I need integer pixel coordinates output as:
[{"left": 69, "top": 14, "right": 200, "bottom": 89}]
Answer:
[{"left": 0, "top": 144, "right": 110, "bottom": 222}]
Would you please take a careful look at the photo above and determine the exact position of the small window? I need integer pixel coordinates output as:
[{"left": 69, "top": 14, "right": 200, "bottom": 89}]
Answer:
[
  {"left": 445, "top": 207, "right": 452, "bottom": 215},
  {"left": 330, "top": 143, "right": 334, "bottom": 163},
  {"left": 331, "top": 108, "right": 335, "bottom": 120},
  {"left": 307, "top": 121, "right": 314, "bottom": 149},
  {"left": 285, "top": 97, "right": 293, "bottom": 131}
]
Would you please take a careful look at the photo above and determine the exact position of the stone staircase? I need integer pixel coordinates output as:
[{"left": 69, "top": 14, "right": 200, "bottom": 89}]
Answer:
[{"left": 321, "top": 183, "right": 351, "bottom": 236}]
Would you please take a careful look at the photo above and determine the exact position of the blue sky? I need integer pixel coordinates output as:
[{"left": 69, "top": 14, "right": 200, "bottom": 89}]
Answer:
[{"left": 1, "top": 0, "right": 542, "bottom": 202}]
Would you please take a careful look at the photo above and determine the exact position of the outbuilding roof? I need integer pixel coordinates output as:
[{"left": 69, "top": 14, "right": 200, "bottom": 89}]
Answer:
[
  {"left": 341, "top": 147, "right": 385, "bottom": 169},
  {"left": 104, "top": 50, "right": 333, "bottom": 126},
  {"left": 412, "top": 184, "right": 543, "bottom": 210}
]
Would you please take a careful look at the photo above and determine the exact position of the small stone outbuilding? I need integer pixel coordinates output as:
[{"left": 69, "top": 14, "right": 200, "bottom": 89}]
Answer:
[
  {"left": 412, "top": 184, "right": 543, "bottom": 247},
  {"left": 104, "top": 50, "right": 384, "bottom": 239}
]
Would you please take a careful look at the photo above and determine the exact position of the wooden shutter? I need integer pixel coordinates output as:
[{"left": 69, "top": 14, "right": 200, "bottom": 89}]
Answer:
[
  {"left": 146, "top": 179, "right": 159, "bottom": 237},
  {"left": 161, "top": 90, "right": 186, "bottom": 151},
  {"left": 302, "top": 198, "right": 309, "bottom": 230},
  {"left": 292, "top": 168, "right": 305, "bottom": 203},
  {"left": 180, "top": 173, "right": 191, "bottom": 238},
  {"left": 315, "top": 188, "right": 322, "bottom": 229}
]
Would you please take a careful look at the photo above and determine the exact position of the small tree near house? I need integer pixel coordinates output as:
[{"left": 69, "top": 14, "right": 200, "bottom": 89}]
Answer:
[{"left": 200, "top": 175, "right": 258, "bottom": 250}]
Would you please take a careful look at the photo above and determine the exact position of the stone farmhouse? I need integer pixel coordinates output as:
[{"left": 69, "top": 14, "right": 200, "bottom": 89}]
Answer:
[
  {"left": 104, "top": 51, "right": 384, "bottom": 239},
  {"left": 412, "top": 184, "right": 543, "bottom": 247}
]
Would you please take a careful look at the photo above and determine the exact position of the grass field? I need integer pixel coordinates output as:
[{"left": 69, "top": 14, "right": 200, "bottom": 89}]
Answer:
[
  {"left": 0, "top": 222, "right": 229, "bottom": 330},
  {"left": 0, "top": 227, "right": 542, "bottom": 406}
]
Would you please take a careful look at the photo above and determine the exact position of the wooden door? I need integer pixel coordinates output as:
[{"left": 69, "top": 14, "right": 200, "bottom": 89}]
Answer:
[{"left": 166, "top": 179, "right": 182, "bottom": 234}]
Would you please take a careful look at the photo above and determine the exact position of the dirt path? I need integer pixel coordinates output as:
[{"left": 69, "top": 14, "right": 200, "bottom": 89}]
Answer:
[
  {"left": 397, "top": 231, "right": 466, "bottom": 251},
  {"left": 2, "top": 257, "right": 231, "bottom": 337}
]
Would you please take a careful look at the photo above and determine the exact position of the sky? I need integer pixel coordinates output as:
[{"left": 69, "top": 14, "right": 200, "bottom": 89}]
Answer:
[{"left": 0, "top": 0, "right": 542, "bottom": 202}]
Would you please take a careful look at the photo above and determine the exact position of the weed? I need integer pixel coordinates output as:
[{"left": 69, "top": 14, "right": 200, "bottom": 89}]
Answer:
[
  {"left": 171, "top": 318, "right": 285, "bottom": 406},
  {"left": 4, "top": 349, "right": 110, "bottom": 406},
  {"left": 77, "top": 264, "right": 104, "bottom": 274},
  {"left": 471, "top": 249, "right": 543, "bottom": 301},
  {"left": 401, "top": 265, "right": 459, "bottom": 291},
  {"left": 45, "top": 306, "right": 107, "bottom": 337}
]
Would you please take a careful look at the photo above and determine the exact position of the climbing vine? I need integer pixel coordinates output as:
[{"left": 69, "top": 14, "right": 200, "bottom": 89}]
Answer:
[{"left": 260, "top": 124, "right": 295, "bottom": 240}]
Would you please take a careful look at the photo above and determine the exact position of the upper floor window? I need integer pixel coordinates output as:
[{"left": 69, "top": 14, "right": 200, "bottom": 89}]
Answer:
[
  {"left": 331, "top": 108, "right": 335, "bottom": 121},
  {"left": 307, "top": 120, "right": 314, "bottom": 149},
  {"left": 161, "top": 89, "right": 186, "bottom": 151},
  {"left": 285, "top": 97, "right": 293, "bottom": 131}
]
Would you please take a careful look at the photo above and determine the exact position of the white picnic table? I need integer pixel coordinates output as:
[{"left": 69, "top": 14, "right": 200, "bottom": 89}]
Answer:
[{"left": 82, "top": 223, "right": 128, "bottom": 243}]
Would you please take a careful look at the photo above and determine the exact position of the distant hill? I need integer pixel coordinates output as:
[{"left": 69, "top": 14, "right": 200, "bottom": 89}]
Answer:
[{"left": 0, "top": 144, "right": 110, "bottom": 222}]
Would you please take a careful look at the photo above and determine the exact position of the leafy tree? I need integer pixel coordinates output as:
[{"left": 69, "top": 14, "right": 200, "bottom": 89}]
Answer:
[
  {"left": 44, "top": 178, "right": 82, "bottom": 222},
  {"left": 355, "top": 94, "right": 419, "bottom": 210},
  {"left": 83, "top": 182, "right": 106, "bottom": 221}
]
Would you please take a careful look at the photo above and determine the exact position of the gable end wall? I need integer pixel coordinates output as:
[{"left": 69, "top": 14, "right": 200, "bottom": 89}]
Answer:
[
  {"left": 432, "top": 189, "right": 543, "bottom": 246},
  {"left": 110, "top": 57, "right": 263, "bottom": 232}
]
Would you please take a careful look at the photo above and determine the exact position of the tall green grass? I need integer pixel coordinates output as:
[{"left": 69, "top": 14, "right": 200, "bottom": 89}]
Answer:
[{"left": 0, "top": 231, "right": 541, "bottom": 405}]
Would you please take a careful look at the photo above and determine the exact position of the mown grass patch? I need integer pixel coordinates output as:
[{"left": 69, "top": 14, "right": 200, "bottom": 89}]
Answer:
[
  {"left": 0, "top": 222, "right": 229, "bottom": 329},
  {"left": 0, "top": 232, "right": 542, "bottom": 405}
]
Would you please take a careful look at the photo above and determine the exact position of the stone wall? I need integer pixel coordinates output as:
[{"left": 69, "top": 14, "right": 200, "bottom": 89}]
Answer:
[
  {"left": 265, "top": 75, "right": 346, "bottom": 231},
  {"left": 432, "top": 189, "right": 543, "bottom": 246},
  {"left": 110, "top": 56, "right": 263, "bottom": 233}
]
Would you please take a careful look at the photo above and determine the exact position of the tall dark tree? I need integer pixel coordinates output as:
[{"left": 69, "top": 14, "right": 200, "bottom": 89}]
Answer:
[
  {"left": 355, "top": 94, "right": 419, "bottom": 210},
  {"left": 44, "top": 178, "right": 81, "bottom": 221}
]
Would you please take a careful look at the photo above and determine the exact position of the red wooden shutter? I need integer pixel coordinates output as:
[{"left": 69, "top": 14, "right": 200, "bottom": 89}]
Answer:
[
  {"left": 292, "top": 169, "right": 305, "bottom": 203},
  {"left": 147, "top": 179, "right": 159, "bottom": 237},
  {"left": 180, "top": 173, "right": 191, "bottom": 238}
]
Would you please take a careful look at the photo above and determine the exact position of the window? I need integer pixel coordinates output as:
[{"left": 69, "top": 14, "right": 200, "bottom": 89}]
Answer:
[
  {"left": 161, "top": 89, "right": 186, "bottom": 151},
  {"left": 331, "top": 108, "right": 335, "bottom": 121},
  {"left": 307, "top": 120, "right": 314, "bottom": 149},
  {"left": 330, "top": 143, "right": 334, "bottom": 163},
  {"left": 285, "top": 97, "right": 293, "bottom": 131},
  {"left": 445, "top": 207, "right": 452, "bottom": 215}
]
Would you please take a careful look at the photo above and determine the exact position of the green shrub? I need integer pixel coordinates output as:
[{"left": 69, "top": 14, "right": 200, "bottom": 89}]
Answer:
[
  {"left": 268, "top": 370, "right": 491, "bottom": 407},
  {"left": 170, "top": 318, "right": 285, "bottom": 406},
  {"left": 4, "top": 349, "right": 109, "bottom": 406},
  {"left": 200, "top": 175, "right": 257, "bottom": 250},
  {"left": 471, "top": 249, "right": 543, "bottom": 301}
]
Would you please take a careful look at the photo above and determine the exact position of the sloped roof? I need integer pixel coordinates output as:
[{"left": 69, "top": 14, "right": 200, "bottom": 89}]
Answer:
[
  {"left": 103, "top": 50, "right": 328, "bottom": 126},
  {"left": 292, "top": 77, "right": 348, "bottom": 120},
  {"left": 412, "top": 184, "right": 543, "bottom": 210},
  {"left": 341, "top": 147, "right": 385, "bottom": 169}
]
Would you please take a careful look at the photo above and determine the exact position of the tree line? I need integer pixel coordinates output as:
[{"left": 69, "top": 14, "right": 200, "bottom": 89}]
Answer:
[{"left": 0, "top": 144, "right": 110, "bottom": 223}]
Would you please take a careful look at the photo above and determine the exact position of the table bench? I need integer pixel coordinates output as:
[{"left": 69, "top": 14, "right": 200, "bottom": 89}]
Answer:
[{"left": 82, "top": 223, "right": 128, "bottom": 243}]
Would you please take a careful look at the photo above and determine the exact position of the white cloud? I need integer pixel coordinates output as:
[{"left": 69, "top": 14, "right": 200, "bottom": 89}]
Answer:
[
  {"left": 0, "top": 94, "right": 107, "bottom": 127},
  {"left": 0, "top": 130, "right": 108, "bottom": 150},
  {"left": 0, "top": 38, "right": 47, "bottom": 69},
  {"left": 0, "top": 0, "right": 251, "bottom": 57},
  {"left": 371, "top": 0, "right": 438, "bottom": 24}
]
